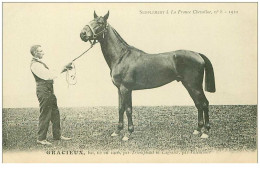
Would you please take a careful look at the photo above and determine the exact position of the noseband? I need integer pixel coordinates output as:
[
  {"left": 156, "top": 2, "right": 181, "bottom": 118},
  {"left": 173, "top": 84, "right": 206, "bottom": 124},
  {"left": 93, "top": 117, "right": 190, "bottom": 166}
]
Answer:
[{"left": 87, "top": 22, "right": 108, "bottom": 40}]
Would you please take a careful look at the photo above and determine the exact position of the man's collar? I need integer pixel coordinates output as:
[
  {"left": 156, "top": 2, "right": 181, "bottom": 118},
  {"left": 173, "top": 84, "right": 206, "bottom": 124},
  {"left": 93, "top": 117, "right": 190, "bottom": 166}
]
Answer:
[{"left": 32, "top": 57, "right": 41, "bottom": 62}]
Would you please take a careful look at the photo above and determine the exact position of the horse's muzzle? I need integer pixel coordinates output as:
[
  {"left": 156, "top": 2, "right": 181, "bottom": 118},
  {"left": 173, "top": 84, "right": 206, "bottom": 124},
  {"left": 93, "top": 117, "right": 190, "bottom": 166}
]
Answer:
[{"left": 80, "top": 31, "right": 89, "bottom": 42}]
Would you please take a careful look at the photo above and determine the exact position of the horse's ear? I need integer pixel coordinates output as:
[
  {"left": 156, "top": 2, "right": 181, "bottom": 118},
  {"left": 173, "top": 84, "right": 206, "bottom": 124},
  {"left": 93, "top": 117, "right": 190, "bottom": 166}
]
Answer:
[
  {"left": 103, "top": 11, "right": 109, "bottom": 21},
  {"left": 94, "top": 11, "right": 98, "bottom": 18}
]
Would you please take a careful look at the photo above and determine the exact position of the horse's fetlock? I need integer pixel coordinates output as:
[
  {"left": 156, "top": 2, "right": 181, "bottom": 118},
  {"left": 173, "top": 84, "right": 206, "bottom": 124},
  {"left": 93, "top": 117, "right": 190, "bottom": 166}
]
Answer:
[
  {"left": 202, "top": 127, "right": 210, "bottom": 134},
  {"left": 119, "top": 108, "right": 124, "bottom": 114},
  {"left": 118, "top": 123, "right": 124, "bottom": 130},
  {"left": 205, "top": 124, "right": 211, "bottom": 130},
  {"left": 198, "top": 122, "right": 204, "bottom": 128},
  {"left": 128, "top": 125, "right": 134, "bottom": 133}
]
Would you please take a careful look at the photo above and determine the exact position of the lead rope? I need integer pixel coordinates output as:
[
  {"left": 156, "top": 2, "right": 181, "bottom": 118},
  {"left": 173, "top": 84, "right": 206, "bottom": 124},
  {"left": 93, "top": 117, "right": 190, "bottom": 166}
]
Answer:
[
  {"left": 66, "top": 41, "right": 97, "bottom": 87},
  {"left": 66, "top": 62, "right": 77, "bottom": 86}
]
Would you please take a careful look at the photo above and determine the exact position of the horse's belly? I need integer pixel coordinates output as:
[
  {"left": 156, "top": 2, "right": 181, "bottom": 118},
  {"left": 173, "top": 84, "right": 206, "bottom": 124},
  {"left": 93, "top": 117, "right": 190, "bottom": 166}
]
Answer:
[
  {"left": 133, "top": 79, "right": 174, "bottom": 90},
  {"left": 132, "top": 66, "right": 176, "bottom": 90}
]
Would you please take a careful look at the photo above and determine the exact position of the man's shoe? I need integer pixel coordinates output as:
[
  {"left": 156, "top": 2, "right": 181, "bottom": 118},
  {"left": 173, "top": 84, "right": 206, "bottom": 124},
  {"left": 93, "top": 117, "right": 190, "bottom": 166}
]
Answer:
[
  {"left": 37, "top": 140, "right": 52, "bottom": 145},
  {"left": 60, "top": 136, "right": 72, "bottom": 140},
  {"left": 54, "top": 136, "right": 72, "bottom": 141},
  {"left": 53, "top": 136, "right": 72, "bottom": 141}
]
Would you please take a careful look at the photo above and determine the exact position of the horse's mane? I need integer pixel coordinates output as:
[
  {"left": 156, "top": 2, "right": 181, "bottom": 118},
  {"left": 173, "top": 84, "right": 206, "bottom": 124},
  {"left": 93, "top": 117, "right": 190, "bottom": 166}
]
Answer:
[
  {"left": 111, "top": 27, "right": 129, "bottom": 46},
  {"left": 111, "top": 26, "right": 146, "bottom": 53}
]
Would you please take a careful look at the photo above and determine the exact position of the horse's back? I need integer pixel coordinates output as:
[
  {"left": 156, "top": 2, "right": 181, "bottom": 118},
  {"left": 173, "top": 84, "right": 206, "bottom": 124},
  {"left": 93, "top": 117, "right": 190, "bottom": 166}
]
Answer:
[
  {"left": 117, "top": 50, "right": 179, "bottom": 89},
  {"left": 135, "top": 49, "right": 205, "bottom": 76},
  {"left": 133, "top": 49, "right": 204, "bottom": 67},
  {"left": 112, "top": 49, "right": 205, "bottom": 90}
]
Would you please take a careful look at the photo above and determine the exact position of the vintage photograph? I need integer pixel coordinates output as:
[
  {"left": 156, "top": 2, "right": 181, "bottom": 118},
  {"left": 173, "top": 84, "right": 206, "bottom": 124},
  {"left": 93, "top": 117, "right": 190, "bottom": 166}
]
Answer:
[{"left": 2, "top": 2, "right": 257, "bottom": 163}]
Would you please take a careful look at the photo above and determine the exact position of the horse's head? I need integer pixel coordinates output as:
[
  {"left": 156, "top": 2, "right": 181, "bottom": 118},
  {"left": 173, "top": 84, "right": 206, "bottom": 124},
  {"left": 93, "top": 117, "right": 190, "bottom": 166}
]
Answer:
[{"left": 80, "top": 11, "right": 109, "bottom": 42}]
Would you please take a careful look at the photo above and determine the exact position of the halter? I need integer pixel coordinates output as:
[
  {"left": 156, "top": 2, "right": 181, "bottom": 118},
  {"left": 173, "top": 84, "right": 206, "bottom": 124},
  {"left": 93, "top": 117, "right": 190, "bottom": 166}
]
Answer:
[
  {"left": 66, "top": 21, "right": 108, "bottom": 86},
  {"left": 86, "top": 22, "right": 108, "bottom": 40},
  {"left": 66, "top": 36, "right": 98, "bottom": 86}
]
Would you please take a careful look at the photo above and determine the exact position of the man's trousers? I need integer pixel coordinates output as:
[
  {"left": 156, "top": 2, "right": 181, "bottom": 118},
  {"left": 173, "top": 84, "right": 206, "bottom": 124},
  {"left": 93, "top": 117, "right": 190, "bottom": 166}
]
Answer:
[{"left": 36, "top": 86, "right": 61, "bottom": 141}]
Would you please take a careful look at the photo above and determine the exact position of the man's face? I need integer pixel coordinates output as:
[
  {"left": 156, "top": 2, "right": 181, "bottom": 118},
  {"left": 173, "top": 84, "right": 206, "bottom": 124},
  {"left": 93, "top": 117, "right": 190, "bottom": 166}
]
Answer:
[{"left": 35, "top": 47, "right": 44, "bottom": 59}]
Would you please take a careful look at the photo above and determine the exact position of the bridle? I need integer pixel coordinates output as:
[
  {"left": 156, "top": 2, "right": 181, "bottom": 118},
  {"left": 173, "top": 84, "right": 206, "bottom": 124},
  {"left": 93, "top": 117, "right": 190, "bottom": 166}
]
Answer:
[
  {"left": 86, "top": 21, "right": 108, "bottom": 43},
  {"left": 66, "top": 21, "right": 108, "bottom": 86}
]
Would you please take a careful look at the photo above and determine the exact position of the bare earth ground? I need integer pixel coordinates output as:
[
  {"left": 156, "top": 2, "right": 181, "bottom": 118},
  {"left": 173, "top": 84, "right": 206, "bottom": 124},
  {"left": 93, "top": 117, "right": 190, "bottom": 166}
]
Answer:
[{"left": 2, "top": 105, "right": 257, "bottom": 154}]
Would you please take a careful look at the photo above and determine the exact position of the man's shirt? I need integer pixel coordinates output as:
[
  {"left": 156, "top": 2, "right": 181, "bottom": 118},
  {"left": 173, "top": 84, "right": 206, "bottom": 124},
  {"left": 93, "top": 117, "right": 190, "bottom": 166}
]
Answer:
[{"left": 31, "top": 58, "right": 61, "bottom": 80}]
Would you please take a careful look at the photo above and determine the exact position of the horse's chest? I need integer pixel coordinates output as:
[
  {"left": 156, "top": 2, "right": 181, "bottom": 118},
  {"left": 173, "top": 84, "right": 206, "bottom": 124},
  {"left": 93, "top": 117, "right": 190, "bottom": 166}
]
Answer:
[
  {"left": 111, "top": 64, "right": 133, "bottom": 87},
  {"left": 111, "top": 72, "right": 122, "bottom": 87}
]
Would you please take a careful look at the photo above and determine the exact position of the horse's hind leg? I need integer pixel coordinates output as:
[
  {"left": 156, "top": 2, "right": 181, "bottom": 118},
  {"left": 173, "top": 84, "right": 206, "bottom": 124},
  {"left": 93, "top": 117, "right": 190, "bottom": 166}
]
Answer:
[
  {"left": 193, "top": 89, "right": 210, "bottom": 138},
  {"left": 195, "top": 91, "right": 210, "bottom": 138},
  {"left": 182, "top": 83, "right": 209, "bottom": 138},
  {"left": 201, "top": 93, "right": 210, "bottom": 134}
]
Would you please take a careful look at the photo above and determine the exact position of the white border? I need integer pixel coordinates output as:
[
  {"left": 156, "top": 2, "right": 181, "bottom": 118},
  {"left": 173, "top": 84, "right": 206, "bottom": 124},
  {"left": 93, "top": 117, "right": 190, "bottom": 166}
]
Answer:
[{"left": 1, "top": 1, "right": 259, "bottom": 181}]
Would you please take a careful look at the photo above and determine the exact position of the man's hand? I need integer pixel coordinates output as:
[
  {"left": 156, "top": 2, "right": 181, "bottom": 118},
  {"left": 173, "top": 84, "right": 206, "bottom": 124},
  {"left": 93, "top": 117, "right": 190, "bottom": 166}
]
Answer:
[
  {"left": 61, "top": 62, "right": 73, "bottom": 73},
  {"left": 65, "top": 62, "right": 73, "bottom": 70}
]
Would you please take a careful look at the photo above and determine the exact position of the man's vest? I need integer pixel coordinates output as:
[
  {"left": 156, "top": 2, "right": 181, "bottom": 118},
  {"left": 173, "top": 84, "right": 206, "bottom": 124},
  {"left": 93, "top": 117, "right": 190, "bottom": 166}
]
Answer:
[{"left": 31, "top": 58, "right": 54, "bottom": 93}]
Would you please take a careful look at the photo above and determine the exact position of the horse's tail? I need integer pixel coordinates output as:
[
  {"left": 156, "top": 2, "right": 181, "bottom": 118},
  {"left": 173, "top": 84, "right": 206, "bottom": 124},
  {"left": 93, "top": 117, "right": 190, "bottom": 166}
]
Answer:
[{"left": 199, "top": 53, "right": 216, "bottom": 93}]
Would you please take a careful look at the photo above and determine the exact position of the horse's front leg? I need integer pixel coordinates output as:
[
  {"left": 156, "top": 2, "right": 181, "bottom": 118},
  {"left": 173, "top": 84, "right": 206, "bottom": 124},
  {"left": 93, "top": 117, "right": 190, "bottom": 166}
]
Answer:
[
  {"left": 116, "top": 85, "right": 133, "bottom": 141},
  {"left": 111, "top": 89, "right": 125, "bottom": 137}
]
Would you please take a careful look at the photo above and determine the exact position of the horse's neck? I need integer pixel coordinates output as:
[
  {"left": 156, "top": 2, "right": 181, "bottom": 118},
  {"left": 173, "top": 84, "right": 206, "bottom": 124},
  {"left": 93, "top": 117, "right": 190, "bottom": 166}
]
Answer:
[{"left": 100, "top": 25, "right": 129, "bottom": 69}]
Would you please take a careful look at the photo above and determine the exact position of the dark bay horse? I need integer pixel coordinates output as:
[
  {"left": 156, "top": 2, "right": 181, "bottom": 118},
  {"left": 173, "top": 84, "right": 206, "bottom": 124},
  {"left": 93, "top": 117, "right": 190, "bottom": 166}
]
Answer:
[{"left": 80, "top": 11, "right": 216, "bottom": 141}]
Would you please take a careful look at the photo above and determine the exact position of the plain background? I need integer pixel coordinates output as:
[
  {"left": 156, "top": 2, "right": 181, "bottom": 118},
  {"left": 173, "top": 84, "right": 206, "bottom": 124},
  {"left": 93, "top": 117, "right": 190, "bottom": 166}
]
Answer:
[{"left": 3, "top": 2, "right": 257, "bottom": 108}]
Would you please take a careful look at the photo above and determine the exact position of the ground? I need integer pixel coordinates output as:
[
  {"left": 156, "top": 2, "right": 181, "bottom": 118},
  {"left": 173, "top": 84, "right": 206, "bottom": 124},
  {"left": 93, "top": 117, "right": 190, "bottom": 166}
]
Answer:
[{"left": 2, "top": 105, "right": 257, "bottom": 154}]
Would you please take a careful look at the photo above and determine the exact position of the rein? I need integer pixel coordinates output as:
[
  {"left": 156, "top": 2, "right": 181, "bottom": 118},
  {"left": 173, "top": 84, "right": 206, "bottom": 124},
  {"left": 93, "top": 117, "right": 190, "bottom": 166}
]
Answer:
[
  {"left": 66, "top": 22, "right": 108, "bottom": 86},
  {"left": 66, "top": 41, "right": 97, "bottom": 86}
]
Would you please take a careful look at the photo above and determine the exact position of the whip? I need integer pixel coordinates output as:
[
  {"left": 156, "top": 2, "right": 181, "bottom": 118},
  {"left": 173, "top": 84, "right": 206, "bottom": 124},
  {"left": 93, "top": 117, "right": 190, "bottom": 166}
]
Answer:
[{"left": 66, "top": 41, "right": 97, "bottom": 86}]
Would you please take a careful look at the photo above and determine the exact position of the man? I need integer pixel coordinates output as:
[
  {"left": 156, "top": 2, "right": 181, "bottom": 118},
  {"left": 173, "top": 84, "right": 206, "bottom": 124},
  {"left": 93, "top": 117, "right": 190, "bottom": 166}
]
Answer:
[{"left": 30, "top": 45, "right": 73, "bottom": 145}]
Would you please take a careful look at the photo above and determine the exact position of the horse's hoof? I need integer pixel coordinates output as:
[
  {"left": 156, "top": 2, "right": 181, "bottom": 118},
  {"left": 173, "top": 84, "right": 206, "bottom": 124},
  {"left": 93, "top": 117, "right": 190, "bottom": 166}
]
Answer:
[
  {"left": 111, "top": 132, "right": 119, "bottom": 137},
  {"left": 193, "top": 130, "right": 200, "bottom": 135},
  {"left": 122, "top": 136, "right": 129, "bottom": 141},
  {"left": 201, "top": 133, "right": 209, "bottom": 139}
]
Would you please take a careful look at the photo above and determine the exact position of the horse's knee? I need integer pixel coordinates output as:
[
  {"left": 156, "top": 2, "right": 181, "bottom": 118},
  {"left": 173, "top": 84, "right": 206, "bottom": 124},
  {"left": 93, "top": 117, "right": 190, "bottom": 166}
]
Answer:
[
  {"left": 119, "top": 107, "right": 125, "bottom": 115},
  {"left": 126, "top": 107, "right": 132, "bottom": 117}
]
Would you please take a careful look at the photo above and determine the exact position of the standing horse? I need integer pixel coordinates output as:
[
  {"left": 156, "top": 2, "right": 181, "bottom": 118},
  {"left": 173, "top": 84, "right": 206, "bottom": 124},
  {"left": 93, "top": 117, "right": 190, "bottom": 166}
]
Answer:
[{"left": 80, "top": 11, "right": 216, "bottom": 141}]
